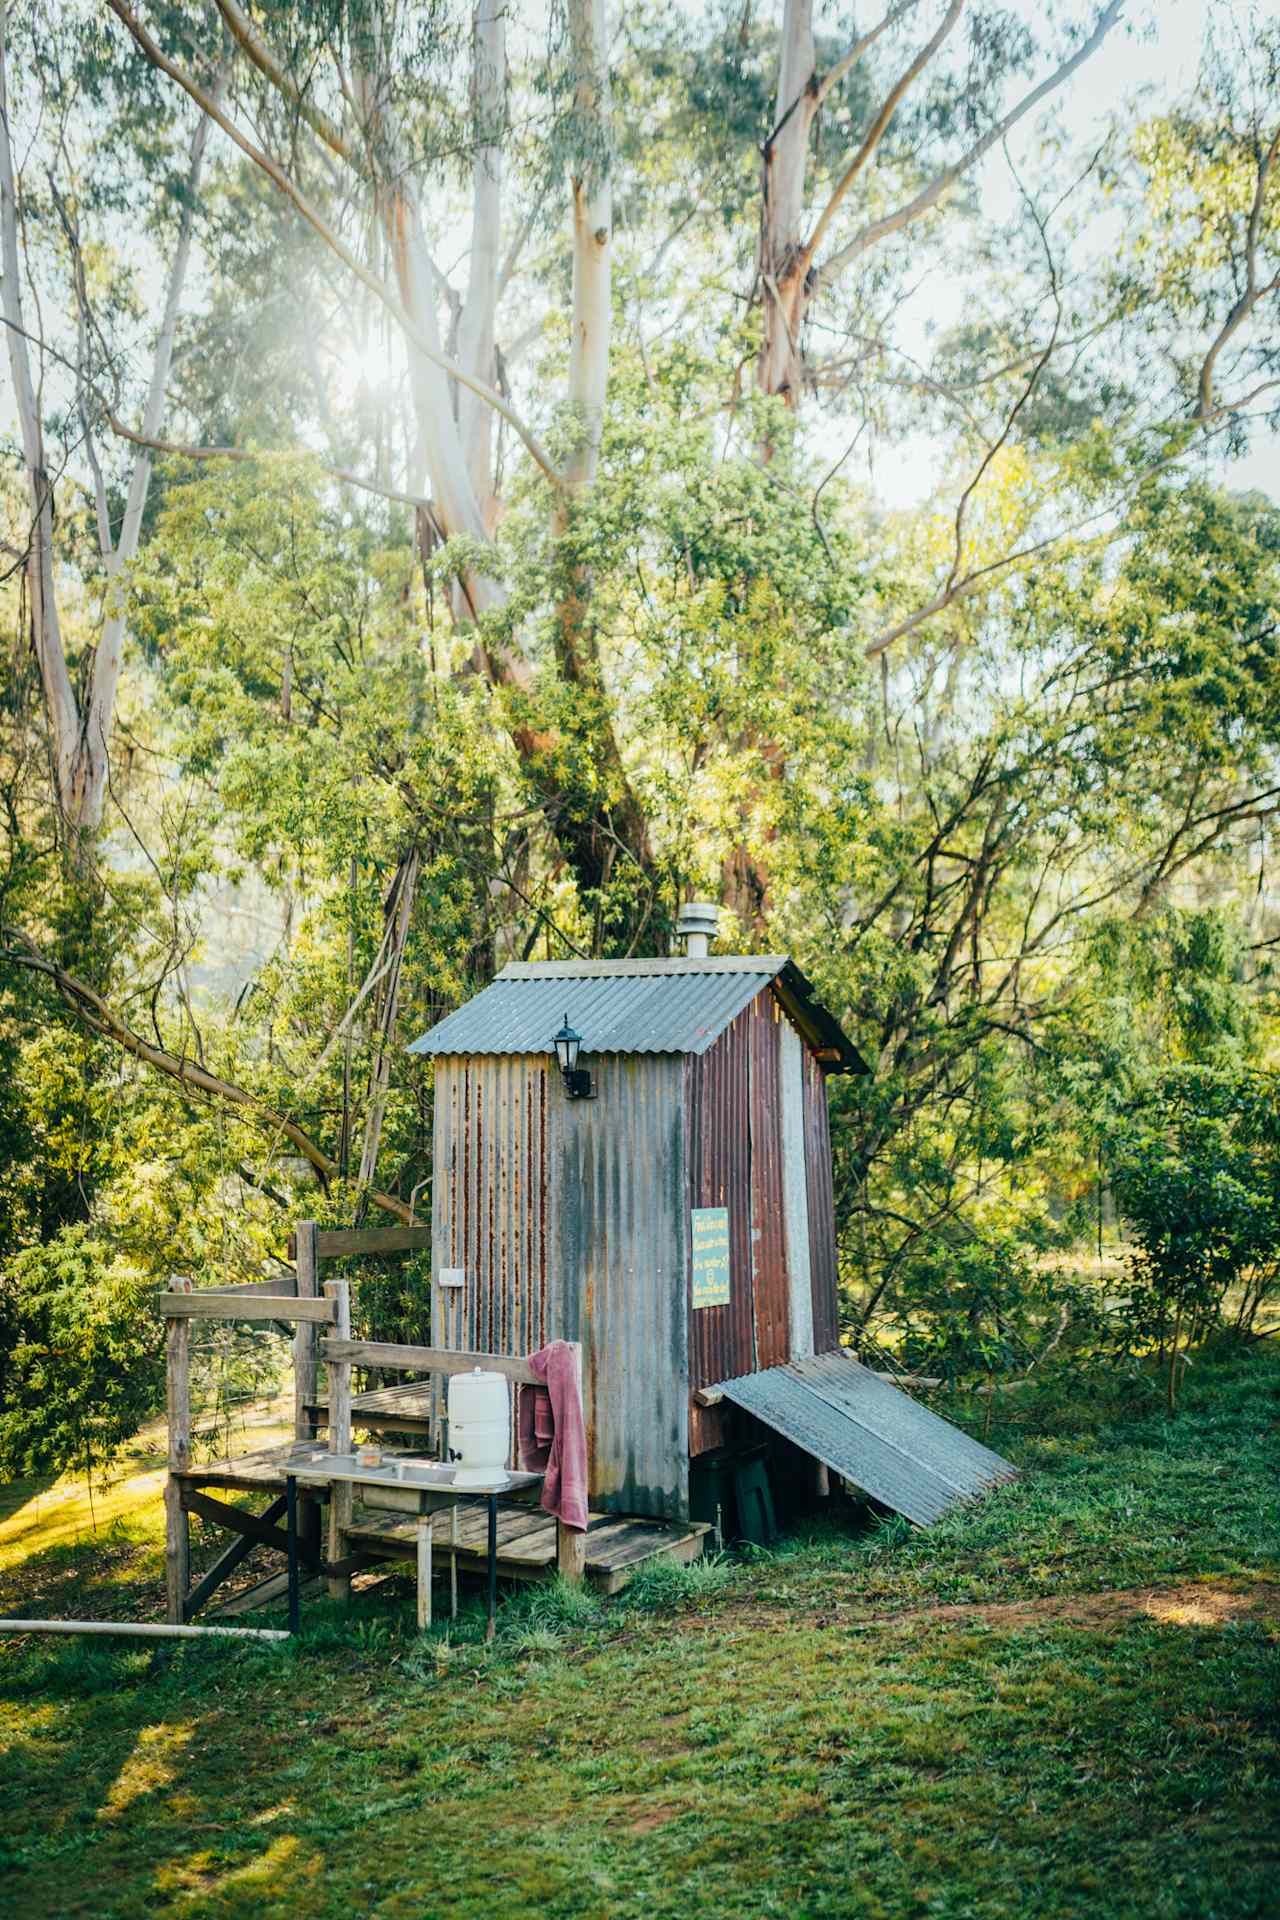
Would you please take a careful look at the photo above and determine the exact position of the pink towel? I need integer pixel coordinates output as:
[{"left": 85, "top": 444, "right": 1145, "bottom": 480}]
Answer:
[{"left": 518, "top": 1341, "right": 588, "bottom": 1532}]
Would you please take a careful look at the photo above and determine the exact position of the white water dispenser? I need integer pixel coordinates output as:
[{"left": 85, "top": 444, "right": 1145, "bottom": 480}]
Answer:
[{"left": 447, "top": 1368, "right": 510, "bottom": 1488}]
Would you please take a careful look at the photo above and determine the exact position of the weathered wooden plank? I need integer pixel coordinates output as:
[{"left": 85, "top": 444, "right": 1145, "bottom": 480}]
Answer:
[
  {"left": 183, "top": 1495, "right": 287, "bottom": 1621},
  {"left": 343, "top": 1508, "right": 710, "bottom": 1594},
  {"left": 182, "top": 1488, "right": 308, "bottom": 1558},
  {"left": 158, "top": 1291, "right": 335, "bottom": 1324},
  {"left": 212, "top": 1568, "right": 323, "bottom": 1618},
  {"left": 287, "top": 1225, "right": 433, "bottom": 1260},
  {"left": 164, "top": 1315, "right": 191, "bottom": 1625},
  {"left": 321, "top": 1339, "right": 540, "bottom": 1384},
  {"left": 326, "top": 1279, "right": 353, "bottom": 1605},
  {"left": 293, "top": 1221, "right": 319, "bottom": 1441},
  {"left": 557, "top": 1519, "right": 586, "bottom": 1584},
  {"left": 177, "top": 1444, "right": 318, "bottom": 1494},
  {"left": 587, "top": 1522, "right": 705, "bottom": 1572},
  {"left": 344, "top": 1520, "right": 557, "bottom": 1576},
  {"left": 589, "top": 1525, "right": 708, "bottom": 1595},
  {"left": 416, "top": 1515, "right": 432, "bottom": 1631},
  {"left": 212, "top": 1277, "right": 300, "bottom": 1298}
]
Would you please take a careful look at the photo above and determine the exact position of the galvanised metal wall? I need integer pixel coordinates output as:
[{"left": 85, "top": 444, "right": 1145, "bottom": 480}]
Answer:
[
  {"left": 802, "top": 1046, "right": 841, "bottom": 1354},
  {"left": 431, "top": 1051, "right": 689, "bottom": 1520}
]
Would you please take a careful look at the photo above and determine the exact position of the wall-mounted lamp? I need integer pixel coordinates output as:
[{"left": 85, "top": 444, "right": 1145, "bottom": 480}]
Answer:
[{"left": 553, "top": 1012, "right": 595, "bottom": 1099}]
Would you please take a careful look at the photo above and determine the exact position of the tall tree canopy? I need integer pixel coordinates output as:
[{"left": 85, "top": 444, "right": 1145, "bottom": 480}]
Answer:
[{"left": 1, "top": 0, "right": 1277, "bottom": 1377}]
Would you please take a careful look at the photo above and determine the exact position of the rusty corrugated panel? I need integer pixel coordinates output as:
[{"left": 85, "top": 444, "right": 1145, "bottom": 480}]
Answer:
[
  {"left": 431, "top": 1055, "right": 559, "bottom": 1362},
  {"left": 411, "top": 955, "right": 867, "bottom": 1071},
  {"left": 712, "top": 1351, "right": 1017, "bottom": 1527},
  {"left": 803, "top": 1048, "right": 840, "bottom": 1353},
  {"left": 747, "top": 994, "right": 790, "bottom": 1371},
  {"left": 685, "top": 1006, "right": 756, "bottom": 1417}
]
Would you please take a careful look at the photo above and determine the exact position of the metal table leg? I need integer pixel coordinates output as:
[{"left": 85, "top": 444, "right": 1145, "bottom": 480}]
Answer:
[
  {"left": 286, "top": 1474, "right": 300, "bottom": 1635},
  {"left": 486, "top": 1494, "right": 498, "bottom": 1643}
]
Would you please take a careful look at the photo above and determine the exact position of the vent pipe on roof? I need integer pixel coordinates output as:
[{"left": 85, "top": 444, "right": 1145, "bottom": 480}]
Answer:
[{"left": 676, "top": 901, "right": 719, "bottom": 960}]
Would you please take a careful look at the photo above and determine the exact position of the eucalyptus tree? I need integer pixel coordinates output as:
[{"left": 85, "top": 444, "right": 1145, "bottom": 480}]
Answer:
[
  {"left": 0, "top": 0, "right": 227, "bottom": 837},
  {"left": 3, "top": 0, "right": 1278, "bottom": 1257}
]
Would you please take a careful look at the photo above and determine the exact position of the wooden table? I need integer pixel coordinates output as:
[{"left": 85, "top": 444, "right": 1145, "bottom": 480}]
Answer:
[{"left": 284, "top": 1453, "right": 544, "bottom": 1640}]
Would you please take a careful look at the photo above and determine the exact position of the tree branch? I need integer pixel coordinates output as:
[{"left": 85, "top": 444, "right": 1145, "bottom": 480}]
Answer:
[
  {"left": 212, "top": 0, "right": 355, "bottom": 164},
  {"left": 802, "top": 0, "right": 964, "bottom": 279},
  {"left": 0, "top": 927, "right": 411, "bottom": 1221},
  {"left": 817, "top": 0, "right": 1125, "bottom": 284},
  {"left": 813, "top": 0, "right": 923, "bottom": 108},
  {"left": 1194, "top": 120, "right": 1280, "bottom": 421},
  {"left": 104, "top": 0, "right": 562, "bottom": 488}
]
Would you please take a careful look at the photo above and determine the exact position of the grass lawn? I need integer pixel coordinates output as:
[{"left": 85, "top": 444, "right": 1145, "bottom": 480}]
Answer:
[{"left": 0, "top": 1346, "right": 1277, "bottom": 1920}]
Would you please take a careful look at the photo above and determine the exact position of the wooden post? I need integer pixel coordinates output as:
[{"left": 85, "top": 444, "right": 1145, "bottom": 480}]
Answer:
[
  {"left": 295, "top": 1220, "right": 322, "bottom": 1564},
  {"left": 293, "top": 1220, "right": 319, "bottom": 1438},
  {"left": 325, "top": 1278, "right": 353, "bottom": 1605},
  {"left": 164, "top": 1304, "right": 192, "bottom": 1624},
  {"left": 556, "top": 1520, "right": 587, "bottom": 1585},
  {"left": 416, "top": 1514, "right": 433, "bottom": 1631}
]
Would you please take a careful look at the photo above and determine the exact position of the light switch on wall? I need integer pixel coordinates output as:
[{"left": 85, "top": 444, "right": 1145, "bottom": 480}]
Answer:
[{"left": 437, "top": 1267, "right": 465, "bottom": 1289}]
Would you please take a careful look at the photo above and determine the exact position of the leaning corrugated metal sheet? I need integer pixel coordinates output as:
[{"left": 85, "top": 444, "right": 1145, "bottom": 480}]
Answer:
[{"left": 713, "top": 1350, "right": 1018, "bottom": 1527}]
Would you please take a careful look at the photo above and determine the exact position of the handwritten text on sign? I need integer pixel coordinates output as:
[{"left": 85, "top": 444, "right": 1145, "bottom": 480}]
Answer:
[{"left": 691, "top": 1206, "right": 731, "bottom": 1308}]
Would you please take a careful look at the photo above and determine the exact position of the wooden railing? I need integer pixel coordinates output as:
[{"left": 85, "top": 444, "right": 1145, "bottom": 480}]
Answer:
[{"left": 157, "top": 1277, "right": 586, "bottom": 1617}]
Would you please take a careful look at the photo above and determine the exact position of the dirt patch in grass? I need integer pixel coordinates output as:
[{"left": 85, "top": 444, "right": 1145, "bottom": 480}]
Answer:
[
  {"left": 941, "top": 1577, "right": 1280, "bottom": 1631},
  {"left": 718, "top": 1576, "right": 1280, "bottom": 1639}
]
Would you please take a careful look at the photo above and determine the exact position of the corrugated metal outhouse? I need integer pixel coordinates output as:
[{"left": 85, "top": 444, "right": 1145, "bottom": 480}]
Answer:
[{"left": 409, "top": 927, "right": 865, "bottom": 1521}]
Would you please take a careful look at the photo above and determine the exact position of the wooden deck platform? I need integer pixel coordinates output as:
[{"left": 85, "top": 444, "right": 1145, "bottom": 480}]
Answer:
[{"left": 177, "top": 1443, "right": 709, "bottom": 1596}]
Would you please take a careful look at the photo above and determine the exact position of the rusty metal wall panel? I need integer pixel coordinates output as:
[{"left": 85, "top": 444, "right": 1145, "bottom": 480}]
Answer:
[
  {"left": 747, "top": 994, "right": 790, "bottom": 1371},
  {"left": 779, "top": 1019, "right": 814, "bottom": 1359},
  {"left": 556, "top": 1054, "right": 688, "bottom": 1519},
  {"left": 803, "top": 1049, "right": 841, "bottom": 1353},
  {"left": 431, "top": 1055, "right": 561, "bottom": 1360},
  {"left": 685, "top": 1007, "right": 756, "bottom": 1404}
]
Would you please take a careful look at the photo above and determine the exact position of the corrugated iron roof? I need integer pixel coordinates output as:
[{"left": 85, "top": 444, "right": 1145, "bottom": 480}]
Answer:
[
  {"left": 713, "top": 1350, "right": 1017, "bottom": 1526},
  {"left": 409, "top": 956, "right": 867, "bottom": 1070}
]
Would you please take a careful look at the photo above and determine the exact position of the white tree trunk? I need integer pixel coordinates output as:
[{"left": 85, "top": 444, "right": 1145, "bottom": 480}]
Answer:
[
  {"left": 758, "top": 0, "right": 817, "bottom": 400},
  {"left": 455, "top": 0, "right": 504, "bottom": 524},
  {"left": 351, "top": 30, "right": 511, "bottom": 635},
  {"left": 2, "top": 7, "right": 216, "bottom": 832},
  {"left": 564, "top": 0, "right": 612, "bottom": 495},
  {"left": 81, "top": 102, "right": 216, "bottom": 829},
  {"left": 0, "top": 3, "right": 78, "bottom": 815}
]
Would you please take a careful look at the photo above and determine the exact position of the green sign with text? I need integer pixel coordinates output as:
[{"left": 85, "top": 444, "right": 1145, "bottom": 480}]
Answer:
[{"left": 691, "top": 1206, "right": 731, "bottom": 1308}]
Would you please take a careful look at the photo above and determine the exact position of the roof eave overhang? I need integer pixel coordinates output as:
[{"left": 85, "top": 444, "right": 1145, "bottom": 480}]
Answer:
[{"left": 771, "top": 961, "right": 868, "bottom": 1075}]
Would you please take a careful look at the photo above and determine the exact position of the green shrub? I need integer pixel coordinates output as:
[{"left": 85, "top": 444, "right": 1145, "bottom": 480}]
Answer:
[{"left": 0, "top": 1225, "right": 163, "bottom": 1480}]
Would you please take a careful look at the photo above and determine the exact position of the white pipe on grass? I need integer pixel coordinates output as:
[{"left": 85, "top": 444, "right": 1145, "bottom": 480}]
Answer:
[{"left": 0, "top": 1618, "right": 289, "bottom": 1643}]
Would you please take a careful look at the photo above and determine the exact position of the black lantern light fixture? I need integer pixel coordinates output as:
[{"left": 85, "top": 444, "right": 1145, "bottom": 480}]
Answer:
[{"left": 553, "top": 1012, "right": 594, "bottom": 1099}]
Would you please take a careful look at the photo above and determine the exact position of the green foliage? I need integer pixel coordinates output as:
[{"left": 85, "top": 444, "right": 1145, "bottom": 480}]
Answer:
[
  {"left": 1, "top": 1346, "right": 1277, "bottom": 1918},
  {"left": 1111, "top": 1066, "right": 1280, "bottom": 1396},
  {"left": 0, "top": 1227, "right": 163, "bottom": 1480}
]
